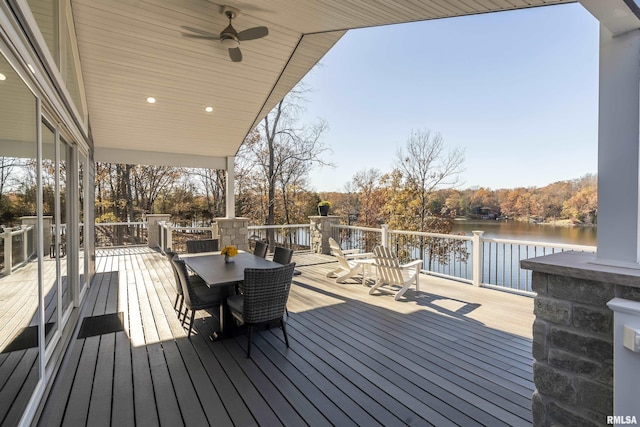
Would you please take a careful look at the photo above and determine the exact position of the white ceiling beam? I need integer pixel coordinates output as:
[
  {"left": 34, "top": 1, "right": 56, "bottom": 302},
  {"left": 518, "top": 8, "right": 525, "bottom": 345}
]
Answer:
[
  {"left": 579, "top": 0, "right": 640, "bottom": 36},
  {"left": 94, "top": 147, "right": 227, "bottom": 169}
]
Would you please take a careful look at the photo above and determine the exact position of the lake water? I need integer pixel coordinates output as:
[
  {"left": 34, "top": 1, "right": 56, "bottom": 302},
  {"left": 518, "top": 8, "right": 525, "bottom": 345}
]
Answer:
[{"left": 452, "top": 220, "right": 597, "bottom": 247}]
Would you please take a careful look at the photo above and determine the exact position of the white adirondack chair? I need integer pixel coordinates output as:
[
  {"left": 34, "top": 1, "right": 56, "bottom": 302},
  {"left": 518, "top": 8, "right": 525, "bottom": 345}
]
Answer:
[
  {"left": 369, "top": 245, "right": 423, "bottom": 300},
  {"left": 326, "top": 237, "right": 374, "bottom": 283}
]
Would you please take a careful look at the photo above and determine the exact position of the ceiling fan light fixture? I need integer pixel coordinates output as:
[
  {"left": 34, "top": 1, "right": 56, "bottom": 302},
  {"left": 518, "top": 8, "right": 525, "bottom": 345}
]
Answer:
[{"left": 221, "top": 36, "right": 239, "bottom": 48}]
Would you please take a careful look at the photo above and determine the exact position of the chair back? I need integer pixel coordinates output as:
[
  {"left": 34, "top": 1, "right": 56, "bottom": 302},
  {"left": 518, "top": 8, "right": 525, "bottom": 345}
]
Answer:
[
  {"left": 165, "top": 249, "right": 183, "bottom": 296},
  {"left": 328, "top": 237, "right": 345, "bottom": 257},
  {"left": 329, "top": 237, "right": 353, "bottom": 267},
  {"left": 172, "top": 256, "right": 206, "bottom": 309},
  {"left": 273, "top": 246, "right": 293, "bottom": 265},
  {"left": 253, "top": 240, "right": 268, "bottom": 258},
  {"left": 242, "top": 263, "right": 296, "bottom": 324},
  {"left": 373, "top": 246, "right": 404, "bottom": 285},
  {"left": 186, "top": 238, "right": 219, "bottom": 253}
]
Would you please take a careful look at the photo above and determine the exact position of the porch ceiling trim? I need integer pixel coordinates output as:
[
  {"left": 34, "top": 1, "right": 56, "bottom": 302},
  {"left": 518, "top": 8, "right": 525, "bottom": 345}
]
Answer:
[{"left": 94, "top": 147, "right": 227, "bottom": 170}]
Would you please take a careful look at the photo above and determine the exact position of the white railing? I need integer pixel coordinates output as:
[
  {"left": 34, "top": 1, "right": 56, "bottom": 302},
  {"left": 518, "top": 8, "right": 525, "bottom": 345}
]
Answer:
[
  {"left": 248, "top": 224, "right": 312, "bottom": 250},
  {"left": 331, "top": 224, "right": 383, "bottom": 252},
  {"left": 332, "top": 224, "right": 597, "bottom": 295},
  {"left": 481, "top": 237, "right": 596, "bottom": 293},
  {"left": 94, "top": 221, "right": 147, "bottom": 247},
  {"left": 3, "top": 216, "right": 596, "bottom": 294},
  {"left": 158, "top": 222, "right": 218, "bottom": 253},
  {"left": 1, "top": 225, "right": 35, "bottom": 274}
]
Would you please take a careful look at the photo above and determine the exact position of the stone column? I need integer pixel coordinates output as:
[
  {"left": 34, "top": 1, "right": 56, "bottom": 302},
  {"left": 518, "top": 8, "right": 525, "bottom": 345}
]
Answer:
[
  {"left": 310, "top": 215, "right": 339, "bottom": 254},
  {"left": 146, "top": 214, "right": 170, "bottom": 249},
  {"left": 215, "top": 217, "right": 249, "bottom": 252},
  {"left": 522, "top": 251, "right": 640, "bottom": 427}
]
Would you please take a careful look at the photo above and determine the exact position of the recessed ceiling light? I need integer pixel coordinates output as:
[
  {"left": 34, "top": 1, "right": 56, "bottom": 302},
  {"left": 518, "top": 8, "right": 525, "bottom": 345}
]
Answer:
[
  {"left": 0, "top": 73, "right": 6, "bottom": 81},
  {"left": 146, "top": 97, "right": 156, "bottom": 104},
  {"left": 205, "top": 106, "right": 213, "bottom": 113}
]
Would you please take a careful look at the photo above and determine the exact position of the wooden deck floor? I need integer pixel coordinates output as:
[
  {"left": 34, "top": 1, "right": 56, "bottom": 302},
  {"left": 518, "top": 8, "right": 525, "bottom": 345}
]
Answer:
[{"left": 38, "top": 247, "right": 534, "bottom": 426}]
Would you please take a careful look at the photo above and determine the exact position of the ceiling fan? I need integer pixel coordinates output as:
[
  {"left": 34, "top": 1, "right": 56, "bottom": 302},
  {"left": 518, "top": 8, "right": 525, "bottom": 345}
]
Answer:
[{"left": 181, "top": 6, "right": 268, "bottom": 63}]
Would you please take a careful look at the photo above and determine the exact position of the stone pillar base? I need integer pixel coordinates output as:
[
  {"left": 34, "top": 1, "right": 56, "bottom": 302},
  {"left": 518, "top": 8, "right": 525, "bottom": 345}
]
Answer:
[
  {"left": 309, "top": 215, "right": 339, "bottom": 254},
  {"left": 522, "top": 251, "right": 640, "bottom": 427},
  {"left": 146, "top": 214, "right": 171, "bottom": 248},
  {"left": 215, "top": 217, "right": 249, "bottom": 252}
]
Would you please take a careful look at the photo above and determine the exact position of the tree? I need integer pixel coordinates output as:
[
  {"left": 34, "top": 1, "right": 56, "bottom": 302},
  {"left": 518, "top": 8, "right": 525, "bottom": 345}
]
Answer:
[
  {"left": 384, "top": 130, "right": 466, "bottom": 266},
  {"left": 562, "top": 186, "right": 597, "bottom": 223},
  {"left": 395, "top": 129, "right": 465, "bottom": 233},
  {"left": 131, "top": 165, "right": 183, "bottom": 215},
  {"left": 0, "top": 157, "right": 24, "bottom": 224},
  {"left": 351, "top": 168, "right": 384, "bottom": 227},
  {"left": 237, "top": 86, "right": 332, "bottom": 248}
]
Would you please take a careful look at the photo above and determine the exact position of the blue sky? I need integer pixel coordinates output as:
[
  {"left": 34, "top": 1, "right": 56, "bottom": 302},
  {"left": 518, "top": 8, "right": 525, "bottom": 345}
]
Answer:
[{"left": 300, "top": 3, "right": 599, "bottom": 192}]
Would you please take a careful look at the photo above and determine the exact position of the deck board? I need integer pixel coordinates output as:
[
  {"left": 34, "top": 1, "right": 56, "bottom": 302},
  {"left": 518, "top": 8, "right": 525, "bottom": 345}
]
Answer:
[{"left": 37, "top": 247, "right": 535, "bottom": 426}]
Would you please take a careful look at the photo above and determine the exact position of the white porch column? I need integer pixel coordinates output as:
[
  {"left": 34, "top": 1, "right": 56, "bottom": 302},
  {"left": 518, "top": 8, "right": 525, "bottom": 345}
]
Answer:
[
  {"left": 596, "top": 26, "right": 640, "bottom": 266},
  {"left": 225, "top": 156, "right": 235, "bottom": 218}
]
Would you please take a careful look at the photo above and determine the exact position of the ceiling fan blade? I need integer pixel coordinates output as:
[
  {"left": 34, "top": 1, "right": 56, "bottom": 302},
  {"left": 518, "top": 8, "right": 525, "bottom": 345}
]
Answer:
[
  {"left": 228, "top": 47, "right": 242, "bottom": 62},
  {"left": 182, "top": 33, "right": 220, "bottom": 40},
  {"left": 237, "top": 26, "right": 268, "bottom": 41},
  {"left": 180, "top": 26, "right": 220, "bottom": 38}
]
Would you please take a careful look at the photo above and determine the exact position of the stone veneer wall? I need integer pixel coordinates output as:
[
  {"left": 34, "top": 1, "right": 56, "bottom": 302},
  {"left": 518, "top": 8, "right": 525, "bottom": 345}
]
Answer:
[
  {"left": 215, "top": 217, "right": 249, "bottom": 252},
  {"left": 523, "top": 252, "right": 640, "bottom": 427}
]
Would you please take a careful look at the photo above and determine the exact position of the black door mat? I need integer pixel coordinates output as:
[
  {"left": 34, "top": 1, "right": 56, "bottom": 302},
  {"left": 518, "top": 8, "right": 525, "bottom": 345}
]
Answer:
[
  {"left": 2, "top": 322, "right": 54, "bottom": 353},
  {"left": 77, "top": 312, "right": 124, "bottom": 338}
]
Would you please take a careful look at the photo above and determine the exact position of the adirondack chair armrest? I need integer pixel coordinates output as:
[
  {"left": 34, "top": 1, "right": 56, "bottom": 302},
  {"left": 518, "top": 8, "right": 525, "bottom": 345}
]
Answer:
[
  {"left": 342, "top": 248, "right": 360, "bottom": 255},
  {"left": 345, "top": 251, "right": 374, "bottom": 260},
  {"left": 400, "top": 259, "right": 423, "bottom": 270}
]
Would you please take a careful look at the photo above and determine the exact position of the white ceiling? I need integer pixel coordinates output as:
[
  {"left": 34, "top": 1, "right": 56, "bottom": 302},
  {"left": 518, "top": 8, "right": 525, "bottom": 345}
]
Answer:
[{"left": 71, "top": 0, "right": 574, "bottom": 168}]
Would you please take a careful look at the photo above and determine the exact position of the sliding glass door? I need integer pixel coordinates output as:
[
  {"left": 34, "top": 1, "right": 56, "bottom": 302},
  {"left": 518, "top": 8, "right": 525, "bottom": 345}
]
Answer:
[{"left": 0, "top": 48, "right": 41, "bottom": 425}]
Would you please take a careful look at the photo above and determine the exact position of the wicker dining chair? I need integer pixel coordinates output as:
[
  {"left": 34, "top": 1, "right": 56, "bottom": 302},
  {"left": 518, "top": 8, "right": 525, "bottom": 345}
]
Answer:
[
  {"left": 172, "top": 256, "right": 223, "bottom": 337},
  {"left": 253, "top": 240, "right": 268, "bottom": 258},
  {"left": 226, "top": 263, "right": 296, "bottom": 358},
  {"left": 272, "top": 246, "right": 298, "bottom": 299},
  {"left": 165, "top": 249, "right": 206, "bottom": 318},
  {"left": 273, "top": 246, "right": 293, "bottom": 265},
  {"left": 186, "top": 238, "right": 219, "bottom": 253}
]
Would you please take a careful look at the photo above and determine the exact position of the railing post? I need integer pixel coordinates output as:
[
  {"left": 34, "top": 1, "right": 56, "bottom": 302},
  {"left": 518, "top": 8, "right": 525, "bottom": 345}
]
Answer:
[
  {"left": 210, "top": 222, "right": 219, "bottom": 240},
  {"left": 472, "top": 230, "right": 484, "bottom": 287},
  {"left": 21, "top": 226, "right": 28, "bottom": 264},
  {"left": 381, "top": 224, "right": 389, "bottom": 248},
  {"left": 159, "top": 221, "right": 165, "bottom": 251},
  {"left": 166, "top": 223, "right": 173, "bottom": 252},
  {"left": 2, "top": 228, "right": 12, "bottom": 275}
]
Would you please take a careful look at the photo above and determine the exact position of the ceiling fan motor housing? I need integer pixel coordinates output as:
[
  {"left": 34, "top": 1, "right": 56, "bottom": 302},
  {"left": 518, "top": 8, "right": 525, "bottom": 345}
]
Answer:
[{"left": 221, "top": 7, "right": 240, "bottom": 47}]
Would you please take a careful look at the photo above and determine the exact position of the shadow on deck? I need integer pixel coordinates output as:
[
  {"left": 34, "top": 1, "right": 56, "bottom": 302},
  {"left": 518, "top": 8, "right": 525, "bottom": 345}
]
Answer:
[{"left": 37, "top": 247, "right": 534, "bottom": 426}]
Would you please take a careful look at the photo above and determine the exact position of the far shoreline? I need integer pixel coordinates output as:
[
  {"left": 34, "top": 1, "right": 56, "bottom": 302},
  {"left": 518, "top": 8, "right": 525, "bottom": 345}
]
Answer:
[{"left": 454, "top": 217, "right": 596, "bottom": 227}]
